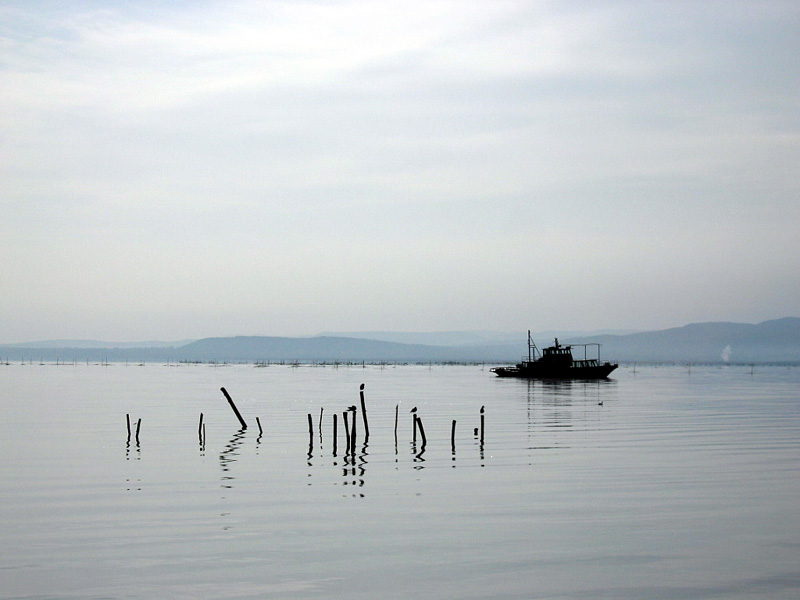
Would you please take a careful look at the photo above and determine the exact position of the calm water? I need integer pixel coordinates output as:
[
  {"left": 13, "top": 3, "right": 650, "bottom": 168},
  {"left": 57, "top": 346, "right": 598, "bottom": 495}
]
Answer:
[{"left": 1, "top": 362, "right": 799, "bottom": 599}]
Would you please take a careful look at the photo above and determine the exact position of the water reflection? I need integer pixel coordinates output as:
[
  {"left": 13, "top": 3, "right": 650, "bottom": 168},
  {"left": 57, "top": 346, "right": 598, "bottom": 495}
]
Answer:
[
  {"left": 413, "top": 412, "right": 427, "bottom": 462},
  {"left": 340, "top": 440, "right": 368, "bottom": 495},
  {"left": 125, "top": 436, "right": 140, "bottom": 460},
  {"left": 303, "top": 401, "right": 497, "bottom": 491},
  {"left": 124, "top": 417, "right": 141, "bottom": 491},
  {"left": 410, "top": 439, "right": 426, "bottom": 465},
  {"left": 220, "top": 428, "right": 246, "bottom": 490},
  {"left": 519, "top": 378, "right": 616, "bottom": 452},
  {"left": 305, "top": 407, "right": 371, "bottom": 497},
  {"left": 198, "top": 413, "right": 206, "bottom": 455},
  {"left": 125, "top": 414, "right": 141, "bottom": 460},
  {"left": 475, "top": 426, "right": 485, "bottom": 465}
]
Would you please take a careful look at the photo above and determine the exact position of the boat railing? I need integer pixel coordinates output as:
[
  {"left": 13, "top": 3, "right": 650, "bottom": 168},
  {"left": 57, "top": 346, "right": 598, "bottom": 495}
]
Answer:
[
  {"left": 570, "top": 343, "right": 605, "bottom": 362},
  {"left": 572, "top": 359, "right": 600, "bottom": 368}
]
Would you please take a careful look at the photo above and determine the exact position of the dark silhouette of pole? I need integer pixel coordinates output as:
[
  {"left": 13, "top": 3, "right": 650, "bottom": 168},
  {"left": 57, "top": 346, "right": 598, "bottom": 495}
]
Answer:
[
  {"left": 220, "top": 387, "right": 247, "bottom": 429},
  {"left": 343, "top": 411, "right": 351, "bottom": 454},
  {"left": 359, "top": 384, "right": 370, "bottom": 438},
  {"left": 333, "top": 413, "right": 338, "bottom": 456},
  {"left": 394, "top": 403, "right": 399, "bottom": 446},
  {"left": 417, "top": 416, "right": 427, "bottom": 447},
  {"left": 349, "top": 406, "right": 357, "bottom": 451}
]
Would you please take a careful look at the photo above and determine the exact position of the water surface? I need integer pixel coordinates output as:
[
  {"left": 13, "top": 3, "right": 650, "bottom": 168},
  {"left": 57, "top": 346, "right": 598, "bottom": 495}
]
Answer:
[{"left": 1, "top": 363, "right": 799, "bottom": 599}]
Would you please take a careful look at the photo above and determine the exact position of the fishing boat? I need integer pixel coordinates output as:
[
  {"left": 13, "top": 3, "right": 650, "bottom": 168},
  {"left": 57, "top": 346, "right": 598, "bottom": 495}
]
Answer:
[{"left": 491, "top": 331, "right": 617, "bottom": 379}]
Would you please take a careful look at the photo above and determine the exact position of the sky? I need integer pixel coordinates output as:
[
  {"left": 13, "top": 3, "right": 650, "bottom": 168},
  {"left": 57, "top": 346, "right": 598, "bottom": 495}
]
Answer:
[{"left": 2, "top": 1, "right": 799, "bottom": 342}]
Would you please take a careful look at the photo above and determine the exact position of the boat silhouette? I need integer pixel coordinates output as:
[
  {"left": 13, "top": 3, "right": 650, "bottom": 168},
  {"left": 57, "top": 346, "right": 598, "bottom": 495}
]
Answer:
[{"left": 492, "top": 331, "right": 617, "bottom": 379}]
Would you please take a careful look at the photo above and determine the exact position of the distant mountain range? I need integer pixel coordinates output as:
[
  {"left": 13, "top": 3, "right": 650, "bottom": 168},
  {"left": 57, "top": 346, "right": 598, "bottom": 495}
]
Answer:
[
  {"left": 1, "top": 318, "right": 798, "bottom": 364},
  {"left": 315, "top": 329, "right": 640, "bottom": 346},
  {"left": 578, "top": 317, "right": 800, "bottom": 364}
]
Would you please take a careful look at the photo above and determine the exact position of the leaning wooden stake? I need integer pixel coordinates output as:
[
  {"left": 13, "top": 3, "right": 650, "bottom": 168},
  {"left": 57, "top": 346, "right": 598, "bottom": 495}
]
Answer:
[
  {"left": 256, "top": 416, "right": 263, "bottom": 435},
  {"left": 359, "top": 383, "right": 370, "bottom": 438},
  {"left": 416, "top": 415, "right": 427, "bottom": 446},
  {"left": 220, "top": 387, "right": 247, "bottom": 429},
  {"left": 135, "top": 418, "right": 142, "bottom": 444}
]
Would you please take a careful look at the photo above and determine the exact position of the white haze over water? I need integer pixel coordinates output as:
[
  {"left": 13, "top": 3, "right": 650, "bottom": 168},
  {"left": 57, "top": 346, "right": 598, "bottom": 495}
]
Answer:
[{"left": 1, "top": 1, "right": 799, "bottom": 342}]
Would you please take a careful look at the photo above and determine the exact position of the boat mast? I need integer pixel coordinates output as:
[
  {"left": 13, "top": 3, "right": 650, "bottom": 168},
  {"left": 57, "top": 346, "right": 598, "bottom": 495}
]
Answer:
[{"left": 528, "top": 330, "right": 532, "bottom": 362}]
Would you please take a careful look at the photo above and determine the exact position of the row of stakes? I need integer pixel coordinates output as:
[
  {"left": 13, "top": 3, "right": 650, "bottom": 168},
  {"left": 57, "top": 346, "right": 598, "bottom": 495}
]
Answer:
[
  {"left": 125, "top": 414, "right": 141, "bottom": 447},
  {"left": 129, "top": 384, "right": 486, "bottom": 456}
]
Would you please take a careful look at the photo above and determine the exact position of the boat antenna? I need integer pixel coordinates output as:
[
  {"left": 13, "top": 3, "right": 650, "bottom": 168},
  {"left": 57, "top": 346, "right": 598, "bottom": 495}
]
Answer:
[
  {"left": 528, "top": 330, "right": 532, "bottom": 362},
  {"left": 527, "top": 330, "right": 541, "bottom": 361}
]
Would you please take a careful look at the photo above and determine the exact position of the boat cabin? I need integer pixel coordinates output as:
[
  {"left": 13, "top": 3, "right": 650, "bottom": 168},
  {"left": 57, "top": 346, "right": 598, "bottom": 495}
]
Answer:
[
  {"left": 540, "top": 338, "right": 573, "bottom": 365},
  {"left": 523, "top": 338, "right": 604, "bottom": 369}
]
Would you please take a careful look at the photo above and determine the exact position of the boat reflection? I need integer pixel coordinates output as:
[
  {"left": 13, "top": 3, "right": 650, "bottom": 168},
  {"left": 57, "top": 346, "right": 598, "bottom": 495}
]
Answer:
[{"left": 518, "top": 378, "right": 616, "bottom": 452}]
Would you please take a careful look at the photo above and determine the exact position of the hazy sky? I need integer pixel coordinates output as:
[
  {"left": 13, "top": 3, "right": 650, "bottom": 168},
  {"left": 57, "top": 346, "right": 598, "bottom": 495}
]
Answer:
[{"left": 2, "top": 1, "right": 798, "bottom": 342}]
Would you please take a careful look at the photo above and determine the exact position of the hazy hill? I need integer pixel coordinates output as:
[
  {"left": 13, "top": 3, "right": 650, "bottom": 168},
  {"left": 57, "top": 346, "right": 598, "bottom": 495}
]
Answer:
[
  {"left": 1, "top": 339, "right": 194, "bottom": 349},
  {"left": 316, "top": 331, "right": 517, "bottom": 346},
  {"left": 177, "top": 335, "right": 446, "bottom": 362},
  {"left": 1, "top": 318, "right": 798, "bottom": 364},
  {"left": 319, "top": 329, "right": 640, "bottom": 346},
  {"left": 575, "top": 317, "right": 800, "bottom": 363}
]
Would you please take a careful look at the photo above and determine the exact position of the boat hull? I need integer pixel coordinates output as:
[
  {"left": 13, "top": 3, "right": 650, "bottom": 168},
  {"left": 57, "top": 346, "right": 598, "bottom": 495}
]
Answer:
[{"left": 492, "top": 363, "right": 618, "bottom": 379}]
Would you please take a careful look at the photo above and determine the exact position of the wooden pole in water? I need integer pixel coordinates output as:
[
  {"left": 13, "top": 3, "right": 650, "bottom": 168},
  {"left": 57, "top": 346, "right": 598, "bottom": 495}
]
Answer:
[
  {"left": 220, "top": 387, "right": 247, "bottom": 429},
  {"left": 451, "top": 419, "right": 456, "bottom": 452},
  {"left": 350, "top": 406, "right": 357, "bottom": 450},
  {"left": 307, "top": 413, "right": 313, "bottom": 444},
  {"left": 343, "top": 411, "right": 351, "bottom": 454},
  {"left": 359, "top": 383, "right": 370, "bottom": 438},
  {"left": 394, "top": 403, "right": 399, "bottom": 442},
  {"left": 480, "top": 405, "right": 485, "bottom": 444},
  {"left": 333, "top": 413, "right": 338, "bottom": 456},
  {"left": 135, "top": 418, "right": 141, "bottom": 444},
  {"left": 126, "top": 414, "right": 131, "bottom": 440},
  {"left": 417, "top": 416, "right": 427, "bottom": 446},
  {"left": 198, "top": 413, "right": 204, "bottom": 442},
  {"left": 256, "top": 416, "right": 263, "bottom": 435}
]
